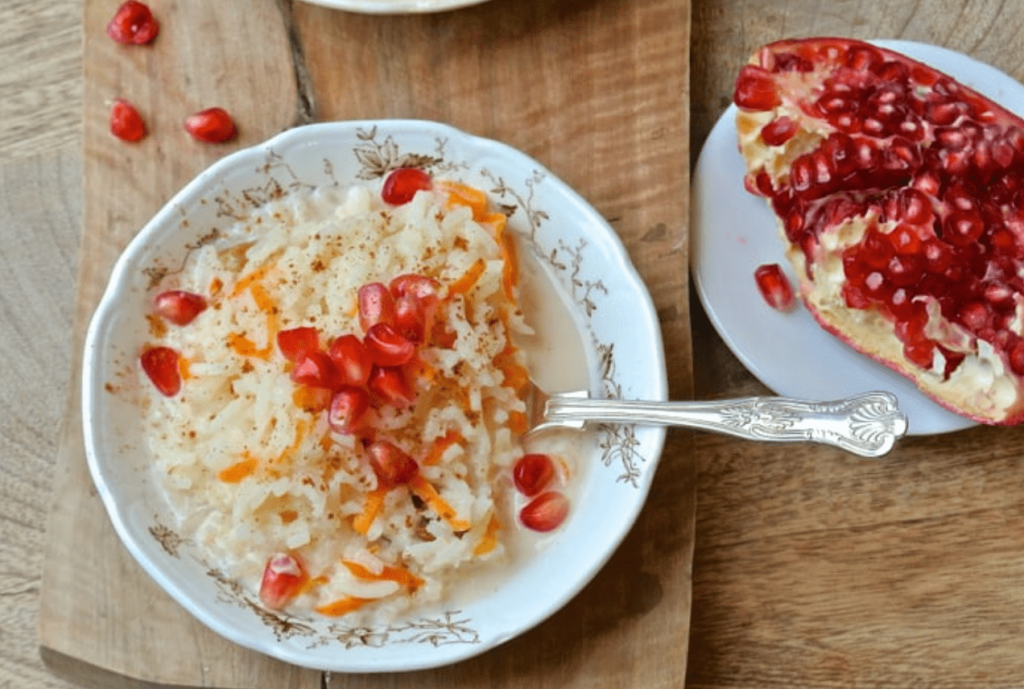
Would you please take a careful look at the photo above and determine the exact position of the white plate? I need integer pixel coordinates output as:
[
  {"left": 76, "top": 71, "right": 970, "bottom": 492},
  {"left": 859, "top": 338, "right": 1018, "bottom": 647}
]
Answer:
[
  {"left": 298, "top": 0, "right": 488, "bottom": 13},
  {"left": 83, "top": 120, "right": 666, "bottom": 672},
  {"left": 692, "top": 39, "right": 1024, "bottom": 436}
]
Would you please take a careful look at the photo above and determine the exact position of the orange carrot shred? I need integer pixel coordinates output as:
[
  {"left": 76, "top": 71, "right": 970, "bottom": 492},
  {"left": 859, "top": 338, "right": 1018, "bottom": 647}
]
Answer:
[
  {"left": 272, "top": 419, "right": 308, "bottom": 466},
  {"left": 422, "top": 430, "right": 464, "bottom": 466},
  {"left": 507, "top": 410, "right": 528, "bottom": 435},
  {"left": 447, "top": 258, "right": 487, "bottom": 296},
  {"left": 352, "top": 487, "right": 389, "bottom": 535},
  {"left": 292, "top": 386, "right": 332, "bottom": 413},
  {"left": 177, "top": 356, "right": 192, "bottom": 380},
  {"left": 409, "top": 474, "right": 471, "bottom": 532},
  {"left": 473, "top": 513, "right": 501, "bottom": 556},
  {"left": 315, "top": 596, "right": 371, "bottom": 617},
  {"left": 227, "top": 332, "right": 272, "bottom": 359},
  {"left": 342, "top": 560, "right": 424, "bottom": 592},
  {"left": 230, "top": 264, "right": 273, "bottom": 297},
  {"left": 217, "top": 455, "right": 258, "bottom": 483},
  {"left": 437, "top": 180, "right": 489, "bottom": 218}
]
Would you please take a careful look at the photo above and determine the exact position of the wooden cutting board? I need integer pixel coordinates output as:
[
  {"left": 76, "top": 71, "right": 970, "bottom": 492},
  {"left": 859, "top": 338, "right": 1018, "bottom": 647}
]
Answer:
[{"left": 38, "top": 1, "right": 694, "bottom": 687}]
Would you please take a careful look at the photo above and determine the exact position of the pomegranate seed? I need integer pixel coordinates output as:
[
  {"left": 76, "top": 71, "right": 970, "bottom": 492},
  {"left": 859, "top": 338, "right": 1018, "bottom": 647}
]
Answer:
[
  {"left": 277, "top": 326, "right": 320, "bottom": 362},
  {"left": 771, "top": 52, "right": 813, "bottom": 73},
  {"left": 760, "top": 117, "right": 798, "bottom": 146},
  {"left": 110, "top": 98, "right": 147, "bottom": 142},
  {"left": 959, "top": 301, "right": 991, "bottom": 331},
  {"left": 393, "top": 295, "right": 426, "bottom": 342},
  {"left": 942, "top": 210, "right": 985, "bottom": 246},
  {"left": 327, "top": 334, "right": 373, "bottom": 387},
  {"left": 364, "top": 323, "right": 416, "bottom": 367},
  {"left": 259, "top": 553, "right": 308, "bottom": 610},
  {"left": 519, "top": 491, "right": 570, "bottom": 532},
  {"left": 733, "top": 65, "right": 781, "bottom": 111},
  {"left": 903, "top": 340, "right": 936, "bottom": 369},
  {"left": 513, "top": 453, "right": 556, "bottom": 497},
  {"left": 140, "top": 346, "right": 181, "bottom": 397},
  {"left": 753, "top": 263, "right": 795, "bottom": 310},
  {"left": 389, "top": 273, "right": 441, "bottom": 302},
  {"left": 290, "top": 351, "right": 338, "bottom": 389},
  {"left": 184, "top": 107, "right": 237, "bottom": 143},
  {"left": 889, "top": 225, "right": 922, "bottom": 255},
  {"left": 107, "top": 1, "right": 159, "bottom": 45},
  {"left": 368, "top": 366, "right": 415, "bottom": 408},
  {"left": 381, "top": 168, "right": 432, "bottom": 205},
  {"left": 1008, "top": 338, "right": 1024, "bottom": 375},
  {"left": 357, "top": 282, "right": 396, "bottom": 333},
  {"left": 327, "top": 387, "right": 370, "bottom": 435},
  {"left": 153, "top": 290, "right": 206, "bottom": 325},
  {"left": 366, "top": 440, "right": 419, "bottom": 488}
]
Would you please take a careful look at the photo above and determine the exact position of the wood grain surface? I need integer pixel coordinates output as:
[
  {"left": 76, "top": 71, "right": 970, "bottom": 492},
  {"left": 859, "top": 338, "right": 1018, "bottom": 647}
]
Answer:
[
  {"left": 34, "top": 0, "right": 694, "bottom": 687},
  {"left": 8, "top": 1, "right": 1024, "bottom": 689}
]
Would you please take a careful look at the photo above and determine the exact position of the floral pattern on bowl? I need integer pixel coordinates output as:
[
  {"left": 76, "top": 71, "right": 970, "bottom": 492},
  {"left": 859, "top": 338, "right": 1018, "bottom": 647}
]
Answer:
[{"left": 83, "top": 120, "right": 667, "bottom": 672}]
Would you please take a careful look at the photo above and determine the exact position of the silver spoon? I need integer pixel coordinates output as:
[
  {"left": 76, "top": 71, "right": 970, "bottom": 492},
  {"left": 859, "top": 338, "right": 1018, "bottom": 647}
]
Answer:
[{"left": 527, "top": 381, "right": 909, "bottom": 458}]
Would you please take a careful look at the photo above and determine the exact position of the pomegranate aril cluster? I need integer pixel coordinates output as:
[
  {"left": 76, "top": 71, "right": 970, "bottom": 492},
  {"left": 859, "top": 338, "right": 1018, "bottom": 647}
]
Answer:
[
  {"left": 106, "top": 2, "right": 236, "bottom": 143},
  {"left": 736, "top": 38, "right": 1024, "bottom": 379}
]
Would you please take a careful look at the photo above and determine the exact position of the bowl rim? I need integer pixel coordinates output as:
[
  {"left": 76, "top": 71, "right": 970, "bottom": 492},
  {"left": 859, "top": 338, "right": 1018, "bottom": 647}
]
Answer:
[{"left": 82, "top": 118, "right": 668, "bottom": 672}]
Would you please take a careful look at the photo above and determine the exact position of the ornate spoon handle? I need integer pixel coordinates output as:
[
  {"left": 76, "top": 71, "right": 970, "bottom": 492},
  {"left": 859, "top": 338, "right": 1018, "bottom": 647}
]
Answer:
[{"left": 543, "top": 391, "right": 908, "bottom": 458}]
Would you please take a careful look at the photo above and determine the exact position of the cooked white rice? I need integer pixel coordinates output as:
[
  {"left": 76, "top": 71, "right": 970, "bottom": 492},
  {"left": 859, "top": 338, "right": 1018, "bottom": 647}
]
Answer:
[{"left": 140, "top": 180, "right": 566, "bottom": 621}]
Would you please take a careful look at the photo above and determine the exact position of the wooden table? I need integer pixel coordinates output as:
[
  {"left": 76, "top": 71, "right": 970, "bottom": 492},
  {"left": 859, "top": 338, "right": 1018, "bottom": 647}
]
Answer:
[{"left": 5, "top": 0, "right": 1024, "bottom": 688}]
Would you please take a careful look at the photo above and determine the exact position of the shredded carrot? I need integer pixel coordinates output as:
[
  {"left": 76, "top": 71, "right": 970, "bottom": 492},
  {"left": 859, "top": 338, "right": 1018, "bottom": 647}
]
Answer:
[
  {"left": 227, "top": 332, "right": 272, "bottom": 359},
  {"left": 217, "top": 455, "right": 258, "bottom": 483},
  {"left": 473, "top": 513, "right": 501, "bottom": 556},
  {"left": 499, "top": 232, "right": 519, "bottom": 300},
  {"left": 409, "top": 474, "right": 471, "bottom": 532},
  {"left": 494, "top": 345, "right": 530, "bottom": 393},
  {"left": 447, "top": 258, "right": 487, "bottom": 296},
  {"left": 292, "top": 385, "right": 332, "bottom": 413},
  {"left": 230, "top": 264, "right": 274, "bottom": 298},
  {"left": 507, "top": 410, "right": 528, "bottom": 436},
  {"left": 437, "top": 180, "right": 489, "bottom": 219},
  {"left": 177, "top": 356, "right": 192, "bottom": 380},
  {"left": 272, "top": 418, "right": 308, "bottom": 466},
  {"left": 342, "top": 560, "right": 424, "bottom": 592},
  {"left": 315, "top": 596, "right": 372, "bottom": 617},
  {"left": 352, "top": 486, "right": 389, "bottom": 535},
  {"left": 422, "top": 430, "right": 464, "bottom": 466}
]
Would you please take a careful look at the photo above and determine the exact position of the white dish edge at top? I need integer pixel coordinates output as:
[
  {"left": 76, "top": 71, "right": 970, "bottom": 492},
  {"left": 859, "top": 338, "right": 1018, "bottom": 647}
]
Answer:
[
  {"left": 298, "top": 0, "right": 488, "bottom": 14},
  {"left": 692, "top": 39, "right": 1024, "bottom": 436}
]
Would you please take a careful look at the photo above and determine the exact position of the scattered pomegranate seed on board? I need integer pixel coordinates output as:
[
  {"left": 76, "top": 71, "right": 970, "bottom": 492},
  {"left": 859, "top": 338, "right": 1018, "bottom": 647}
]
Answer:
[
  {"left": 107, "top": 0, "right": 159, "bottom": 45},
  {"left": 109, "top": 99, "right": 147, "bottom": 142},
  {"left": 184, "top": 107, "right": 237, "bottom": 143}
]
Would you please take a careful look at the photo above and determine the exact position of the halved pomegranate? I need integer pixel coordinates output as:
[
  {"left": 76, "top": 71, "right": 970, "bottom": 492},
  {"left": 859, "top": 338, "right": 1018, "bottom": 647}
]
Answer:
[{"left": 734, "top": 37, "right": 1024, "bottom": 424}]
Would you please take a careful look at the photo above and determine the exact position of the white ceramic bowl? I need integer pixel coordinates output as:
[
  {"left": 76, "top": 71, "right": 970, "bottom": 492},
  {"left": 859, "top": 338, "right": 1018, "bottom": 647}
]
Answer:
[{"left": 83, "top": 120, "right": 667, "bottom": 672}]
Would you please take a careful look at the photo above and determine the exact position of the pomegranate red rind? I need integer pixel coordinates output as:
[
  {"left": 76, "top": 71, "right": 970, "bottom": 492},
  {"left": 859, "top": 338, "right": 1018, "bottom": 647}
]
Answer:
[{"left": 734, "top": 37, "right": 1024, "bottom": 424}]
